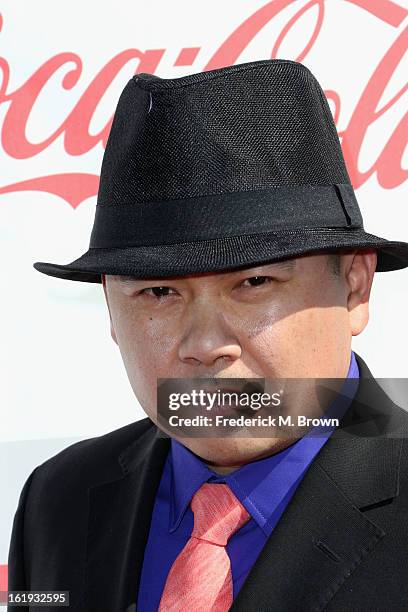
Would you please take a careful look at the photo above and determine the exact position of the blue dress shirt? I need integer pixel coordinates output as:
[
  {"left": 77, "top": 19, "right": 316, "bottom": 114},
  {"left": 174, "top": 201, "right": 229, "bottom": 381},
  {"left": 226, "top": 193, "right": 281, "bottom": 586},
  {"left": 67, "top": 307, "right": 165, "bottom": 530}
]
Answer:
[{"left": 137, "top": 351, "right": 360, "bottom": 611}]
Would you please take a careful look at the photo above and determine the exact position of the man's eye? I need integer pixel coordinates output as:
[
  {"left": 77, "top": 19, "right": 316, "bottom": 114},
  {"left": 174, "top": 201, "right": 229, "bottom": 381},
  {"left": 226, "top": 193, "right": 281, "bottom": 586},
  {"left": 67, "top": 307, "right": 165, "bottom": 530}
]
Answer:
[
  {"left": 241, "top": 276, "right": 273, "bottom": 288},
  {"left": 140, "top": 286, "right": 176, "bottom": 298}
]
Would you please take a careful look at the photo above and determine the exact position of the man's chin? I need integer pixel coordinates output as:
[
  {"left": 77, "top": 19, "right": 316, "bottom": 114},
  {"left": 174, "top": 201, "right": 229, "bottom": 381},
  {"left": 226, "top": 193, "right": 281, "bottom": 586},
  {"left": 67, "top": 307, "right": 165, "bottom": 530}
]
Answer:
[{"left": 176, "top": 436, "right": 296, "bottom": 468}]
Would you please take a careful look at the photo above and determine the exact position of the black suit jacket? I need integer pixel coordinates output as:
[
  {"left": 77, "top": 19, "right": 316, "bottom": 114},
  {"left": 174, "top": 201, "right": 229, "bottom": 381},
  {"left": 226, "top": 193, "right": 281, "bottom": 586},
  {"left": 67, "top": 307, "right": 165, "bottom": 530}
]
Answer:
[{"left": 8, "top": 353, "right": 408, "bottom": 611}]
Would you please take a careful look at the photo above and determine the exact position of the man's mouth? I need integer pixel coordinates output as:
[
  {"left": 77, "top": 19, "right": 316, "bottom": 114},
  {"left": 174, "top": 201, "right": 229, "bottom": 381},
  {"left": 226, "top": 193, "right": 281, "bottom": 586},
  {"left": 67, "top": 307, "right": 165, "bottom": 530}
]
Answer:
[{"left": 197, "top": 380, "right": 265, "bottom": 415}]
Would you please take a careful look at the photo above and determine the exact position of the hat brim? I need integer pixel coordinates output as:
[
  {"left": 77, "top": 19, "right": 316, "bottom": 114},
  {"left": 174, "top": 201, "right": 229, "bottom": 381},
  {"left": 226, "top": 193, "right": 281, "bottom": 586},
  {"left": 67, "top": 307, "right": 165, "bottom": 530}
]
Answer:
[{"left": 33, "top": 228, "right": 408, "bottom": 283}]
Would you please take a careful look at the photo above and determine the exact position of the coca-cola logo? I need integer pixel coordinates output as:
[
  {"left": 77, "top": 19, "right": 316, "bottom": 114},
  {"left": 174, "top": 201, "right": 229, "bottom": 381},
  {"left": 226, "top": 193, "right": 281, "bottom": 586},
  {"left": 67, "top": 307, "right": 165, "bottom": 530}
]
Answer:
[{"left": 0, "top": 0, "right": 406, "bottom": 210}]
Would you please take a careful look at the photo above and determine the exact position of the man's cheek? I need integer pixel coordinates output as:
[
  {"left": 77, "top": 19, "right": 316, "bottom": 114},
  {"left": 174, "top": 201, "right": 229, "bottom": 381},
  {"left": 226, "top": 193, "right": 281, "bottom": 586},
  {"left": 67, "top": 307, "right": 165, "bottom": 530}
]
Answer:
[{"left": 143, "top": 325, "right": 181, "bottom": 356}]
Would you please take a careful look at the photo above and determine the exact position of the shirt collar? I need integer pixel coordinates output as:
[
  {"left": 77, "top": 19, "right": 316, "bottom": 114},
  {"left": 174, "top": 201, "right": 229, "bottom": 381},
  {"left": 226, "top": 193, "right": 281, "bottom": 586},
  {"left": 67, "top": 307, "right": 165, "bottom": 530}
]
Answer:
[{"left": 169, "top": 351, "right": 360, "bottom": 536}]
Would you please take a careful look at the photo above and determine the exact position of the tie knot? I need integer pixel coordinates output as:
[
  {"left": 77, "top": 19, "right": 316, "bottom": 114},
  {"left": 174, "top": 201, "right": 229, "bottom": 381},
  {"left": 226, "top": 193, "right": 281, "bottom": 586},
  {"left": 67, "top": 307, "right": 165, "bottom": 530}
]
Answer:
[{"left": 190, "top": 483, "right": 250, "bottom": 546}]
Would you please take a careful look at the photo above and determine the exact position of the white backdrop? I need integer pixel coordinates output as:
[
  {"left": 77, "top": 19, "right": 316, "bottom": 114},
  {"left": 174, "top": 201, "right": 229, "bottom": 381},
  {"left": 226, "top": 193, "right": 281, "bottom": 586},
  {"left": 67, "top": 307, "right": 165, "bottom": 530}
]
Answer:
[{"left": 1, "top": 0, "right": 407, "bottom": 590}]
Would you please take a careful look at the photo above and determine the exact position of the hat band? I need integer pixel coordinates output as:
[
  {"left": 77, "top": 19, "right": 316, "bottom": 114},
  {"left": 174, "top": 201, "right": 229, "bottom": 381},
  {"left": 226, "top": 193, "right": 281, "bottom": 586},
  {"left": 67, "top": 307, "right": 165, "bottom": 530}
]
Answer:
[{"left": 89, "top": 183, "right": 364, "bottom": 248}]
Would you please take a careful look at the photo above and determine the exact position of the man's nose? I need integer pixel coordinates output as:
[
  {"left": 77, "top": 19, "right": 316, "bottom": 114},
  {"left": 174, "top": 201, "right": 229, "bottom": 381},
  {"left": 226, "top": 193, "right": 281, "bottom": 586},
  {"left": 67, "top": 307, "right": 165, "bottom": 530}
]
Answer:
[{"left": 178, "top": 306, "right": 242, "bottom": 367}]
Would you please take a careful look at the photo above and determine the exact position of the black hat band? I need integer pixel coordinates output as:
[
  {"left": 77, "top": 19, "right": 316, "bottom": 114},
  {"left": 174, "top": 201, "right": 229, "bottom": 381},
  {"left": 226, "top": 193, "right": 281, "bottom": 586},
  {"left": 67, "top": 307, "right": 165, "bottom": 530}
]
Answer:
[{"left": 90, "top": 183, "right": 363, "bottom": 249}]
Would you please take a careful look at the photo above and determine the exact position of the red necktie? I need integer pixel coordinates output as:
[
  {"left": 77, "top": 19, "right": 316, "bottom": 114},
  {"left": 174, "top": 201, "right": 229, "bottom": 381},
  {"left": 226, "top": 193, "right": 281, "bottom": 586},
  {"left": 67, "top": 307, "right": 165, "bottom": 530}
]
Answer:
[{"left": 158, "top": 482, "right": 250, "bottom": 611}]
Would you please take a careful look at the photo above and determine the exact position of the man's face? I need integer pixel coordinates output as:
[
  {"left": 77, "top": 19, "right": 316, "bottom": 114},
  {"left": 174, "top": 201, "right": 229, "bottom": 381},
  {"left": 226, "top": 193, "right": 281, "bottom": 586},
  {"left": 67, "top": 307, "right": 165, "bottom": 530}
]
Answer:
[{"left": 102, "top": 250, "right": 377, "bottom": 471}]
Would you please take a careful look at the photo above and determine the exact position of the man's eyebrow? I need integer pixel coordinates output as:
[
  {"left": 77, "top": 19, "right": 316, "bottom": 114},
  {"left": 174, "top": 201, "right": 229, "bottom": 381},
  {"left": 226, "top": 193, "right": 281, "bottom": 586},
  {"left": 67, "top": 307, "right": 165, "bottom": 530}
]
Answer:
[
  {"left": 251, "top": 259, "right": 296, "bottom": 273},
  {"left": 115, "top": 259, "right": 296, "bottom": 283},
  {"left": 116, "top": 274, "right": 147, "bottom": 283},
  {"left": 224, "top": 259, "right": 297, "bottom": 277}
]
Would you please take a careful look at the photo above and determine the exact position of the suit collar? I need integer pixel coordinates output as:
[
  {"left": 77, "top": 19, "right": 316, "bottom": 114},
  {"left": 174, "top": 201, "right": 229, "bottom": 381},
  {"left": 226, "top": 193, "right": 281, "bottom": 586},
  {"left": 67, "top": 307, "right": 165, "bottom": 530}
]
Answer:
[
  {"left": 84, "top": 425, "right": 171, "bottom": 612},
  {"left": 314, "top": 351, "right": 405, "bottom": 508},
  {"left": 84, "top": 351, "right": 406, "bottom": 612}
]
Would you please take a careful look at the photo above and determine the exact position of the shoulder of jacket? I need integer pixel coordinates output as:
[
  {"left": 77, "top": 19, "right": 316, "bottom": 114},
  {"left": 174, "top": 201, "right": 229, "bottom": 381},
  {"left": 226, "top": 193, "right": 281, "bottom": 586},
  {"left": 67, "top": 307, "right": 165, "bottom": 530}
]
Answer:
[{"left": 26, "top": 417, "right": 155, "bottom": 496}]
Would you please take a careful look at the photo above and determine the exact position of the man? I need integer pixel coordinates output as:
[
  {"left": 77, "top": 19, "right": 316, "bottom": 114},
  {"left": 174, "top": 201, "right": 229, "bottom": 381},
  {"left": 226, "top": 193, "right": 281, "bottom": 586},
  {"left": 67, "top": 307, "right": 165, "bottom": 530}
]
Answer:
[{"left": 8, "top": 59, "right": 408, "bottom": 611}]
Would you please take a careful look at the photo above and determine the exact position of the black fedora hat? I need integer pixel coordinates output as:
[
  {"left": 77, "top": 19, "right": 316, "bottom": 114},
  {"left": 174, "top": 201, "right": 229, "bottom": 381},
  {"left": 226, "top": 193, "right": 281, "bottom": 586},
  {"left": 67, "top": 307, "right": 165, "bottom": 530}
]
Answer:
[{"left": 34, "top": 58, "right": 408, "bottom": 283}]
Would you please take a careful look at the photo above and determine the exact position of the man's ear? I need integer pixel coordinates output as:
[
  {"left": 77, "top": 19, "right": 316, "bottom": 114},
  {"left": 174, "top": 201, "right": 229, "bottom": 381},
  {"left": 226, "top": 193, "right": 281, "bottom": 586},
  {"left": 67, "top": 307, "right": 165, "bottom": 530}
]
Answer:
[
  {"left": 101, "top": 274, "right": 118, "bottom": 345},
  {"left": 345, "top": 249, "right": 377, "bottom": 336}
]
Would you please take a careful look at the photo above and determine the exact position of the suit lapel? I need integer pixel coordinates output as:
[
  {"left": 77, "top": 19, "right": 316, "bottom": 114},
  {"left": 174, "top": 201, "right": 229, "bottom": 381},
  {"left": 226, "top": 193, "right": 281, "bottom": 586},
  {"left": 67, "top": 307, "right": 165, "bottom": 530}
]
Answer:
[
  {"left": 84, "top": 424, "right": 171, "bottom": 612},
  {"left": 230, "top": 353, "right": 405, "bottom": 611},
  {"left": 230, "top": 452, "right": 390, "bottom": 612}
]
